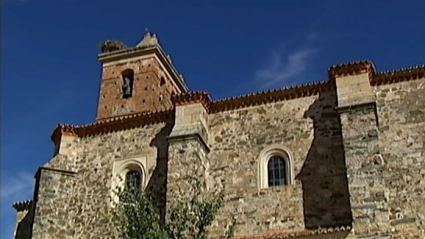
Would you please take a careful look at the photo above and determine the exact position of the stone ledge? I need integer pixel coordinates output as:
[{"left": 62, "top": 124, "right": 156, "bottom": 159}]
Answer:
[
  {"left": 167, "top": 132, "right": 210, "bottom": 154},
  {"left": 335, "top": 101, "right": 377, "bottom": 114}
]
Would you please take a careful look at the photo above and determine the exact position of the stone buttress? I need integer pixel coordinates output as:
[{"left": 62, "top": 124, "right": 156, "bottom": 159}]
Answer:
[
  {"left": 331, "top": 61, "right": 390, "bottom": 238},
  {"left": 166, "top": 92, "right": 213, "bottom": 215}
]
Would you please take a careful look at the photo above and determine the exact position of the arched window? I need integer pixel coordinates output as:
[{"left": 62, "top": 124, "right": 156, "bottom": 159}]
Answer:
[
  {"left": 121, "top": 69, "right": 134, "bottom": 98},
  {"left": 111, "top": 158, "right": 147, "bottom": 206},
  {"left": 125, "top": 170, "right": 141, "bottom": 190},
  {"left": 258, "top": 145, "right": 294, "bottom": 188},
  {"left": 267, "top": 156, "right": 286, "bottom": 186}
]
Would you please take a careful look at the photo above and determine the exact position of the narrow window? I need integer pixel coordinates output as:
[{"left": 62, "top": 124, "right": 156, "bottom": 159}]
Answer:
[
  {"left": 267, "top": 156, "right": 286, "bottom": 186},
  {"left": 160, "top": 77, "right": 166, "bottom": 86},
  {"left": 121, "top": 69, "right": 134, "bottom": 98},
  {"left": 125, "top": 170, "right": 141, "bottom": 190}
]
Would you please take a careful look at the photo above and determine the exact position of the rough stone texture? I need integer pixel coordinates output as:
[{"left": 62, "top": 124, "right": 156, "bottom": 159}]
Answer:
[
  {"left": 97, "top": 56, "right": 181, "bottom": 121},
  {"left": 338, "top": 103, "right": 390, "bottom": 237},
  {"left": 374, "top": 78, "right": 425, "bottom": 238},
  {"left": 335, "top": 72, "right": 375, "bottom": 108},
  {"left": 11, "top": 35, "right": 425, "bottom": 239},
  {"left": 31, "top": 168, "right": 78, "bottom": 239},
  {"left": 206, "top": 91, "right": 352, "bottom": 236},
  {"left": 29, "top": 123, "right": 172, "bottom": 238}
]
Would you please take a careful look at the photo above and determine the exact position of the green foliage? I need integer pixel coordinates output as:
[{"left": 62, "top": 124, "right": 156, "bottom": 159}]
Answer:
[
  {"left": 114, "top": 187, "right": 168, "bottom": 239},
  {"left": 114, "top": 180, "right": 235, "bottom": 239}
]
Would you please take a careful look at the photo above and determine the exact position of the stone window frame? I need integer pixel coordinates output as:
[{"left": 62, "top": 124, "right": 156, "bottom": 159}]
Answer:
[
  {"left": 111, "top": 156, "right": 147, "bottom": 206},
  {"left": 258, "top": 145, "right": 294, "bottom": 189}
]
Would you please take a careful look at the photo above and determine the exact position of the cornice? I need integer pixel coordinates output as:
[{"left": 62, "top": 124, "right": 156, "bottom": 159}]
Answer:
[
  {"left": 372, "top": 64, "right": 425, "bottom": 86},
  {"left": 12, "top": 200, "right": 33, "bottom": 212},
  {"left": 210, "top": 81, "right": 332, "bottom": 113},
  {"left": 51, "top": 110, "right": 174, "bottom": 144},
  {"left": 172, "top": 91, "right": 212, "bottom": 112},
  {"left": 328, "top": 60, "right": 376, "bottom": 80}
]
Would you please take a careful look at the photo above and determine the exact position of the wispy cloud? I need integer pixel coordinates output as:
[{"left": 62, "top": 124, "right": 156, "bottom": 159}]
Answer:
[
  {"left": 1, "top": 171, "right": 34, "bottom": 201},
  {"left": 255, "top": 47, "right": 318, "bottom": 90}
]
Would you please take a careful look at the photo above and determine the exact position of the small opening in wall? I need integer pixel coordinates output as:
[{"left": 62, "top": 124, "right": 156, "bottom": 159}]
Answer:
[
  {"left": 145, "top": 87, "right": 148, "bottom": 91},
  {"left": 159, "top": 95, "right": 163, "bottom": 101},
  {"left": 142, "top": 99, "right": 145, "bottom": 103},
  {"left": 146, "top": 76, "right": 149, "bottom": 79},
  {"left": 121, "top": 69, "right": 134, "bottom": 98},
  {"left": 160, "top": 77, "right": 166, "bottom": 86}
]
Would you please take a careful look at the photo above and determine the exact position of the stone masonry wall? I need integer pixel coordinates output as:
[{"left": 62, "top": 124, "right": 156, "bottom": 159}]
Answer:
[
  {"left": 338, "top": 103, "right": 390, "bottom": 238},
  {"left": 26, "top": 75, "right": 424, "bottom": 239},
  {"left": 374, "top": 77, "right": 425, "bottom": 238},
  {"left": 31, "top": 168, "right": 78, "bottom": 239},
  {"left": 206, "top": 90, "right": 352, "bottom": 236},
  {"left": 31, "top": 122, "right": 172, "bottom": 239}
]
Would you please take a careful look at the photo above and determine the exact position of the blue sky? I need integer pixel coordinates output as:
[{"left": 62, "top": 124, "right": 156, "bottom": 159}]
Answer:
[{"left": 1, "top": 0, "right": 424, "bottom": 238}]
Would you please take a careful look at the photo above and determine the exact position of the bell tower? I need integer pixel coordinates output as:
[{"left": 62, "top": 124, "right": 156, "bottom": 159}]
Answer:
[{"left": 96, "top": 31, "right": 188, "bottom": 121}]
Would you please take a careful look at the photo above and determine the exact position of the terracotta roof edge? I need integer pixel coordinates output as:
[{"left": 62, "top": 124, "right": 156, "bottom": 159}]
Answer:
[
  {"left": 210, "top": 80, "right": 331, "bottom": 113},
  {"left": 372, "top": 64, "right": 425, "bottom": 86},
  {"left": 12, "top": 200, "right": 33, "bottom": 211},
  {"left": 50, "top": 109, "right": 174, "bottom": 140},
  {"left": 328, "top": 59, "right": 375, "bottom": 80},
  {"left": 172, "top": 91, "right": 212, "bottom": 111}
]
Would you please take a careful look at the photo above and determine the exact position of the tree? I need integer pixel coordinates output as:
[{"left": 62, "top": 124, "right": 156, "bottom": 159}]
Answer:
[{"left": 114, "top": 179, "right": 235, "bottom": 239}]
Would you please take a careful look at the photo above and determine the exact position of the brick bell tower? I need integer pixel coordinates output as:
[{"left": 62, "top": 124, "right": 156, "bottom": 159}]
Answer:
[{"left": 96, "top": 31, "right": 188, "bottom": 121}]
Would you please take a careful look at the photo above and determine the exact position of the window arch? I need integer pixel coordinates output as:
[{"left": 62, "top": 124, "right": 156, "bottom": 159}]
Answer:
[
  {"left": 121, "top": 69, "right": 134, "bottom": 98},
  {"left": 258, "top": 145, "right": 294, "bottom": 188},
  {"left": 111, "top": 158, "right": 146, "bottom": 206}
]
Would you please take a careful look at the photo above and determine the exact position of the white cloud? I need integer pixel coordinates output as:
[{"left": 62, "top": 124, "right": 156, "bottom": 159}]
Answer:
[
  {"left": 255, "top": 47, "right": 318, "bottom": 90},
  {"left": 1, "top": 171, "right": 34, "bottom": 201}
]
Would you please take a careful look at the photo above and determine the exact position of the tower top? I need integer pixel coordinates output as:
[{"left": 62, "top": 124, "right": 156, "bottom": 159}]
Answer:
[
  {"left": 95, "top": 32, "right": 188, "bottom": 121},
  {"left": 97, "top": 32, "right": 188, "bottom": 92},
  {"left": 136, "top": 30, "right": 159, "bottom": 48}
]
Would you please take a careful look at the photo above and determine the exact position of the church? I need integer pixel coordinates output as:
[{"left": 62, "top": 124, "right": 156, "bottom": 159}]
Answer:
[{"left": 13, "top": 32, "right": 425, "bottom": 239}]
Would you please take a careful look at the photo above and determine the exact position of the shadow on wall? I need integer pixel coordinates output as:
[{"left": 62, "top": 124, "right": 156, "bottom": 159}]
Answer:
[
  {"left": 297, "top": 89, "right": 353, "bottom": 229},
  {"left": 14, "top": 206, "right": 35, "bottom": 239},
  {"left": 147, "top": 122, "right": 174, "bottom": 224}
]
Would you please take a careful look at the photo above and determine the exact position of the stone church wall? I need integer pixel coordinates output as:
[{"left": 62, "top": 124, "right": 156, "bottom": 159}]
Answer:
[
  {"left": 30, "top": 122, "right": 171, "bottom": 238},
  {"left": 206, "top": 90, "right": 352, "bottom": 235},
  {"left": 374, "top": 77, "right": 425, "bottom": 238}
]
